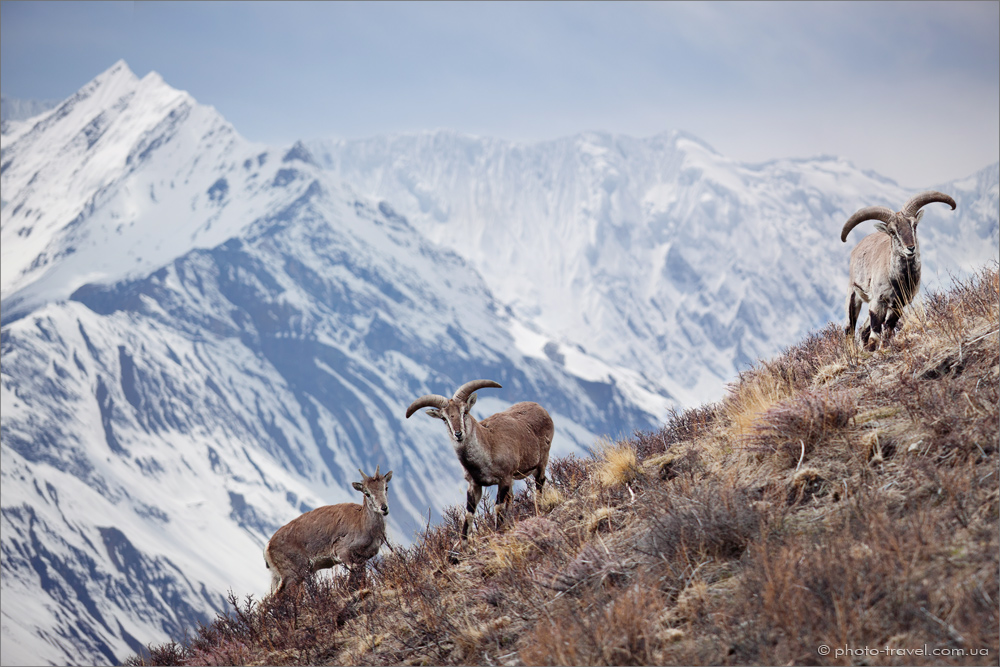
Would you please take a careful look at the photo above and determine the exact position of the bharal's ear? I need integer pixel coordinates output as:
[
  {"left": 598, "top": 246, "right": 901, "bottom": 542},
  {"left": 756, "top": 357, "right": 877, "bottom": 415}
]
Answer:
[
  {"left": 384, "top": 470, "right": 393, "bottom": 483},
  {"left": 352, "top": 482, "right": 364, "bottom": 492},
  {"left": 466, "top": 393, "right": 477, "bottom": 410},
  {"left": 874, "top": 222, "right": 890, "bottom": 236},
  {"left": 913, "top": 210, "right": 925, "bottom": 226},
  {"left": 425, "top": 408, "right": 443, "bottom": 420}
]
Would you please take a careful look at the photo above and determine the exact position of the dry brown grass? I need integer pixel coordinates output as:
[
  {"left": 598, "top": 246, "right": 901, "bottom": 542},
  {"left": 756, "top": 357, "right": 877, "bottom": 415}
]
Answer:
[
  {"left": 128, "top": 265, "right": 999, "bottom": 667},
  {"left": 594, "top": 439, "right": 642, "bottom": 490}
]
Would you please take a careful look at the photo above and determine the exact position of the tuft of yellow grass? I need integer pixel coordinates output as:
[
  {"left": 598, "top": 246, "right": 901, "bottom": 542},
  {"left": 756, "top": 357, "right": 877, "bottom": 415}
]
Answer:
[
  {"left": 594, "top": 439, "right": 641, "bottom": 490},
  {"left": 723, "top": 367, "right": 795, "bottom": 442},
  {"left": 481, "top": 536, "right": 531, "bottom": 577},
  {"left": 537, "top": 484, "right": 564, "bottom": 512}
]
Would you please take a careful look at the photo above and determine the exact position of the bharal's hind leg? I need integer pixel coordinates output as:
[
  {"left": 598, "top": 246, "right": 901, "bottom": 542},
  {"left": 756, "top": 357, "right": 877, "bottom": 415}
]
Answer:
[
  {"left": 532, "top": 453, "right": 550, "bottom": 517},
  {"left": 495, "top": 481, "right": 513, "bottom": 530},
  {"left": 845, "top": 289, "right": 863, "bottom": 343}
]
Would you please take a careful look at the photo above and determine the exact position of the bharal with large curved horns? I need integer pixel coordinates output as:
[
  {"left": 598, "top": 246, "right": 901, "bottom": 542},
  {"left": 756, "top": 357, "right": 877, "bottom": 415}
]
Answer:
[
  {"left": 841, "top": 190, "right": 956, "bottom": 351},
  {"left": 406, "top": 379, "right": 554, "bottom": 559}
]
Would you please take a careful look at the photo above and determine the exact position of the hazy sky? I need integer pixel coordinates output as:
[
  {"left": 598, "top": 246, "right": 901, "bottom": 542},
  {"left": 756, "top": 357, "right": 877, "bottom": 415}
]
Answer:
[{"left": 2, "top": 1, "right": 998, "bottom": 188}]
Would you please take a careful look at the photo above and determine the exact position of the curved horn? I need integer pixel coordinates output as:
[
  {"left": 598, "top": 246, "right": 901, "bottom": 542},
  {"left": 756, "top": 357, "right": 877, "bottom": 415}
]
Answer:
[
  {"left": 405, "top": 394, "right": 448, "bottom": 418},
  {"left": 841, "top": 206, "right": 896, "bottom": 242},
  {"left": 900, "top": 190, "right": 956, "bottom": 218},
  {"left": 453, "top": 379, "right": 502, "bottom": 404}
]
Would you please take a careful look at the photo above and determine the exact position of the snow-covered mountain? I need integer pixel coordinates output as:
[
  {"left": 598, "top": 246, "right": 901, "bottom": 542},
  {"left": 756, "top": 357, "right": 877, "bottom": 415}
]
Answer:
[
  {"left": 1, "top": 62, "right": 655, "bottom": 666},
  {"left": 307, "top": 132, "right": 999, "bottom": 407}
]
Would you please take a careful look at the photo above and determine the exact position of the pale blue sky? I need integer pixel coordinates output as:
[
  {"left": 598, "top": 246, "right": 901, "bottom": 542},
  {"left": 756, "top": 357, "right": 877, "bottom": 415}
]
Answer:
[{"left": 2, "top": 1, "right": 998, "bottom": 188}]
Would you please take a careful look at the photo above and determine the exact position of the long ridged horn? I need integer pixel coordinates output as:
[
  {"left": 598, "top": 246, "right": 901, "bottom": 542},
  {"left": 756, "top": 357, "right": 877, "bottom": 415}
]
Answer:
[
  {"left": 900, "top": 190, "right": 956, "bottom": 218},
  {"left": 841, "top": 206, "right": 896, "bottom": 242},
  {"left": 405, "top": 394, "right": 449, "bottom": 418},
  {"left": 453, "top": 379, "right": 502, "bottom": 404}
]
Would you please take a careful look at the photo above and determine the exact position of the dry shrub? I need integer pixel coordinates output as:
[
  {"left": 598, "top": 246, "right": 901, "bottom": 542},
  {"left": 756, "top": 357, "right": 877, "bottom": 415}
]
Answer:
[
  {"left": 146, "top": 579, "right": 355, "bottom": 667},
  {"left": 919, "top": 265, "right": 999, "bottom": 345},
  {"left": 481, "top": 536, "right": 533, "bottom": 578},
  {"left": 642, "top": 446, "right": 702, "bottom": 482},
  {"left": 548, "top": 453, "right": 591, "bottom": 493},
  {"left": 538, "top": 541, "right": 629, "bottom": 596},
  {"left": 505, "top": 484, "right": 544, "bottom": 525},
  {"left": 911, "top": 458, "right": 998, "bottom": 531},
  {"left": 785, "top": 322, "right": 849, "bottom": 369},
  {"left": 452, "top": 615, "right": 512, "bottom": 664},
  {"left": 746, "top": 388, "right": 856, "bottom": 467},
  {"left": 414, "top": 505, "right": 465, "bottom": 562},
  {"left": 123, "top": 642, "right": 183, "bottom": 666},
  {"left": 812, "top": 360, "right": 849, "bottom": 387},
  {"left": 522, "top": 582, "right": 666, "bottom": 666},
  {"left": 730, "top": 496, "right": 999, "bottom": 665},
  {"left": 633, "top": 404, "right": 719, "bottom": 460},
  {"left": 365, "top": 543, "right": 474, "bottom": 664},
  {"left": 512, "top": 516, "right": 566, "bottom": 554},
  {"left": 895, "top": 345, "right": 998, "bottom": 465},
  {"left": 482, "top": 517, "right": 566, "bottom": 577},
  {"left": 637, "top": 477, "right": 762, "bottom": 566}
]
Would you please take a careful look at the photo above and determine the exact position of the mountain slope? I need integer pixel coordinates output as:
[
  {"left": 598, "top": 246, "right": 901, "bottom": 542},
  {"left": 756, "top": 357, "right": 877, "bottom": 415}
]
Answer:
[
  {"left": 307, "top": 131, "right": 999, "bottom": 407},
  {"left": 1, "top": 64, "right": 655, "bottom": 666},
  {"left": 130, "top": 265, "right": 1000, "bottom": 667}
]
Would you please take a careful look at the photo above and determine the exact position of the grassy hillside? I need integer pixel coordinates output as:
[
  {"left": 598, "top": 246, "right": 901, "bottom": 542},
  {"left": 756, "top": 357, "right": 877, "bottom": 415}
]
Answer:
[{"left": 130, "top": 265, "right": 998, "bottom": 666}]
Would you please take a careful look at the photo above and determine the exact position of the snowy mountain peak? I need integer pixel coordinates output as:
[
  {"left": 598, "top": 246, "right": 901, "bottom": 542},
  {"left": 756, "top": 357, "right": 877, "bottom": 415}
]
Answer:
[
  {"left": 0, "top": 61, "right": 256, "bottom": 320},
  {"left": 78, "top": 59, "right": 141, "bottom": 104}
]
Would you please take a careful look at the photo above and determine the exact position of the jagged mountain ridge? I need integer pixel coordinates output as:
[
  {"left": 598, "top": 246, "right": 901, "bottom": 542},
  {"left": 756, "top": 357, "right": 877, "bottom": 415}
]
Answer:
[
  {"left": 307, "top": 132, "right": 1000, "bottom": 407},
  {"left": 1, "top": 62, "right": 653, "bottom": 666}
]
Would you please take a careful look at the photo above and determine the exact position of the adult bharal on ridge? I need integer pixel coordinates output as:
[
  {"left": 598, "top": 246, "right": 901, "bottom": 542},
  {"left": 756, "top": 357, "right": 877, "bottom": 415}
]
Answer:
[
  {"left": 841, "top": 190, "right": 957, "bottom": 351},
  {"left": 406, "top": 379, "right": 554, "bottom": 558}
]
